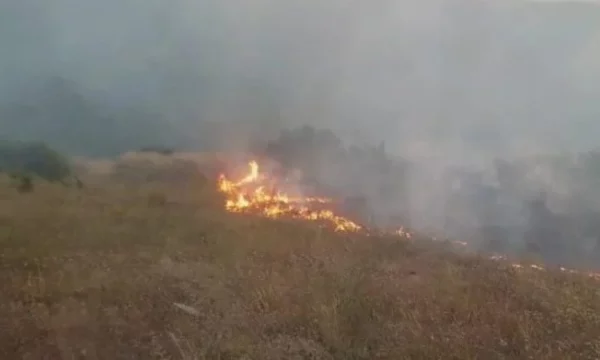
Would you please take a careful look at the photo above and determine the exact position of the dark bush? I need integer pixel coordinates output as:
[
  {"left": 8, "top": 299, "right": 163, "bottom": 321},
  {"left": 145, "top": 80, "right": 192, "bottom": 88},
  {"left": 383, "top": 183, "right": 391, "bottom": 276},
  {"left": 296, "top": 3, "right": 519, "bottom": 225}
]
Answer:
[
  {"left": 15, "top": 174, "right": 34, "bottom": 193},
  {"left": 0, "top": 140, "right": 72, "bottom": 182}
]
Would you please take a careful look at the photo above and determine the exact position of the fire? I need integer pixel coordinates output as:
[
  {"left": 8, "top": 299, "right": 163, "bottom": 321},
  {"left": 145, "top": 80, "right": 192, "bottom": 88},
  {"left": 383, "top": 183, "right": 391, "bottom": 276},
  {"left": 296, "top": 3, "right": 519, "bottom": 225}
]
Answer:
[
  {"left": 216, "top": 160, "right": 600, "bottom": 280},
  {"left": 488, "top": 254, "right": 600, "bottom": 280},
  {"left": 217, "top": 161, "right": 361, "bottom": 232},
  {"left": 395, "top": 226, "right": 412, "bottom": 239}
]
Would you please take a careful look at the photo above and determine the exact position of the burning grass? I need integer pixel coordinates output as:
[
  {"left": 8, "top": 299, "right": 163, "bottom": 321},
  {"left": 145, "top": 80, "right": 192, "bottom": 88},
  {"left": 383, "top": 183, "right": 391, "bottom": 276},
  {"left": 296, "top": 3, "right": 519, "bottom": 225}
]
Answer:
[
  {"left": 218, "top": 160, "right": 362, "bottom": 232},
  {"left": 1, "top": 160, "right": 600, "bottom": 359}
]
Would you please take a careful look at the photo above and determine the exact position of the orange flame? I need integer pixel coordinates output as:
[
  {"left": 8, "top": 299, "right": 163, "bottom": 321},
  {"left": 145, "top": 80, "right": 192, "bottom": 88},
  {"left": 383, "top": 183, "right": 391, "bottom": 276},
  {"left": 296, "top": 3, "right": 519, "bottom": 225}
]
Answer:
[
  {"left": 217, "top": 161, "right": 361, "bottom": 232},
  {"left": 217, "top": 161, "right": 600, "bottom": 280},
  {"left": 488, "top": 254, "right": 600, "bottom": 280}
]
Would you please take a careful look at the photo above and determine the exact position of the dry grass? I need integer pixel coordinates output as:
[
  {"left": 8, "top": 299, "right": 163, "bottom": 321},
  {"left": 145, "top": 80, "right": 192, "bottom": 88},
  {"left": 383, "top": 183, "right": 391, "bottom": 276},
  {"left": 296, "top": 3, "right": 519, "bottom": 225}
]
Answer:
[{"left": 1, "top": 166, "right": 600, "bottom": 360}]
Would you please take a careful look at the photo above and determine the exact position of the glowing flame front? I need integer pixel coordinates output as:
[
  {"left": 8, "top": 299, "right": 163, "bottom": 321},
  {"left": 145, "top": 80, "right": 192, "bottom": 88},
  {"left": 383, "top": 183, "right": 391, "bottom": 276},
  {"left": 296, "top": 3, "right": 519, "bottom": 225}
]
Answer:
[
  {"left": 217, "top": 161, "right": 361, "bottom": 232},
  {"left": 216, "top": 161, "right": 600, "bottom": 280}
]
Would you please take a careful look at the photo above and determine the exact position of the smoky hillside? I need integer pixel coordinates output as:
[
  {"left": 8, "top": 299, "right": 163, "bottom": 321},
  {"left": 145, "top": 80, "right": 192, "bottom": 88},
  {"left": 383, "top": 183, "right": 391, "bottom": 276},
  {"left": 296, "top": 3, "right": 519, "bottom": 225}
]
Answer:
[
  {"left": 3, "top": 1, "right": 600, "bottom": 267},
  {"left": 260, "top": 126, "right": 600, "bottom": 270}
]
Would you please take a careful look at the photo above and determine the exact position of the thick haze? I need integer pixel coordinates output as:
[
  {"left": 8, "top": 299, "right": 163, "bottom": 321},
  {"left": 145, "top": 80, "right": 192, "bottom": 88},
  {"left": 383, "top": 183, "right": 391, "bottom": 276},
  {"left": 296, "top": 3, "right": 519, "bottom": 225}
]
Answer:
[
  {"left": 3, "top": 0, "right": 600, "bottom": 266},
  {"left": 2, "top": 0, "right": 600, "bottom": 157}
]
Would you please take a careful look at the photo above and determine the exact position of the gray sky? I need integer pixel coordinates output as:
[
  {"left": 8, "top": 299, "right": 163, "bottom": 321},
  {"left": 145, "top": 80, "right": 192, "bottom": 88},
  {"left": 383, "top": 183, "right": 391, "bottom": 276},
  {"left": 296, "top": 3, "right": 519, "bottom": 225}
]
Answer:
[{"left": 2, "top": 0, "right": 600, "bottom": 159}]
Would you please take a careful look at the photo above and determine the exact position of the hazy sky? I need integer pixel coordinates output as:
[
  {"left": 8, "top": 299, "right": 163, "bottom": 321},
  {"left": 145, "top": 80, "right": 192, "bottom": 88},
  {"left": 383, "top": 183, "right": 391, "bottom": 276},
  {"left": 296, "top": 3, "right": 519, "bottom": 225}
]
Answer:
[{"left": 2, "top": 0, "right": 600, "bottom": 159}]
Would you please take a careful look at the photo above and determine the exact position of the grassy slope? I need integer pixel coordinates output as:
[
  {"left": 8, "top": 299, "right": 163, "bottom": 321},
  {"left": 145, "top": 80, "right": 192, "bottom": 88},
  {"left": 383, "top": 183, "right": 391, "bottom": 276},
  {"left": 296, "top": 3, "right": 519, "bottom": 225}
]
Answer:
[{"left": 1, "top": 171, "right": 600, "bottom": 359}]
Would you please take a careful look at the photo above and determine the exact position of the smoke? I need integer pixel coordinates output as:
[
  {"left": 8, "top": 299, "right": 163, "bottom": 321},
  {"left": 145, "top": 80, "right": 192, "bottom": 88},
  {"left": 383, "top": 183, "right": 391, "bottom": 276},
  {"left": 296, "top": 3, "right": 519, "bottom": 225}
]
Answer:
[
  {"left": 2, "top": 0, "right": 600, "bottom": 149},
  {"left": 3, "top": 0, "right": 600, "bottom": 266}
]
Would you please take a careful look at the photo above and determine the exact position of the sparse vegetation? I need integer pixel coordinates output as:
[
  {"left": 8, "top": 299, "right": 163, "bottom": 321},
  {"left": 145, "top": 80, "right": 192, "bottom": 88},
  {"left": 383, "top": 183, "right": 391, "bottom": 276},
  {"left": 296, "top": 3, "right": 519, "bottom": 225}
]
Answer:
[
  {"left": 1, "top": 156, "right": 599, "bottom": 359},
  {"left": 111, "top": 154, "right": 201, "bottom": 185}
]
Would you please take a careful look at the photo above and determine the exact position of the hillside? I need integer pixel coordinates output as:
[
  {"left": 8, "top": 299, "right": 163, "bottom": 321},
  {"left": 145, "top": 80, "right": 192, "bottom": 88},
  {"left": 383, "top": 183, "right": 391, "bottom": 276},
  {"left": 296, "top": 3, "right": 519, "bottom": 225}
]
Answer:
[{"left": 1, "top": 154, "right": 599, "bottom": 359}]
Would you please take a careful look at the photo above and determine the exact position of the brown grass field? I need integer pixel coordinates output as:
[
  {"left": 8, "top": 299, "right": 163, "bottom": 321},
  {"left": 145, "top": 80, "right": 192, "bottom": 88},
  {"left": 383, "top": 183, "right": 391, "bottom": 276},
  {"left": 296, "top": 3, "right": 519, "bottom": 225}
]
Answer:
[{"left": 1, "top": 156, "right": 600, "bottom": 359}]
